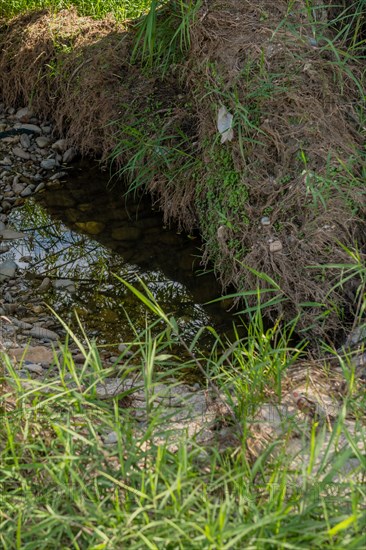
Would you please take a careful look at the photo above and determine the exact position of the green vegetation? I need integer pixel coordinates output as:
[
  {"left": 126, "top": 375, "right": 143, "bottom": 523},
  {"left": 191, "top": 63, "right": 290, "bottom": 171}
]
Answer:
[
  {"left": 0, "top": 0, "right": 151, "bottom": 20},
  {"left": 0, "top": 1, "right": 365, "bottom": 546},
  {"left": 1, "top": 284, "right": 365, "bottom": 548}
]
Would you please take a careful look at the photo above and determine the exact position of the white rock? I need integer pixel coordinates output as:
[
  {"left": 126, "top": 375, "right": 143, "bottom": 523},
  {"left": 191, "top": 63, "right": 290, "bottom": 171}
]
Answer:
[{"left": 269, "top": 240, "right": 283, "bottom": 253}]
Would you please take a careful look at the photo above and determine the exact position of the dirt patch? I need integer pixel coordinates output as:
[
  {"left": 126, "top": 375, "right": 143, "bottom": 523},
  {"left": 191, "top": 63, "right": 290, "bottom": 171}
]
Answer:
[{"left": 0, "top": 1, "right": 365, "bottom": 340}]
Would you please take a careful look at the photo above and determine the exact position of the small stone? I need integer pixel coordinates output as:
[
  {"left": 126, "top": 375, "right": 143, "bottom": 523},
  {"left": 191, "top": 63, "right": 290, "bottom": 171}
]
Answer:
[
  {"left": 13, "top": 147, "right": 31, "bottom": 160},
  {"left": 0, "top": 157, "right": 12, "bottom": 166},
  {"left": 38, "top": 277, "right": 52, "bottom": 293},
  {"left": 53, "top": 279, "right": 76, "bottom": 293},
  {"left": 0, "top": 229, "right": 26, "bottom": 240},
  {"left": 49, "top": 171, "right": 67, "bottom": 181},
  {"left": 12, "top": 182, "right": 25, "bottom": 195},
  {"left": 20, "top": 185, "right": 33, "bottom": 197},
  {"left": 20, "top": 134, "right": 31, "bottom": 149},
  {"left": 15, "top": 107, "right": 32, "bottom": 121},
  {"left": 0, "top": 259, "right": 17, "bottom": 281},
  {"left": 0, "top": 244, "right": 10, "bottom": 254},
  {"left": 269, "top": 240, "right": 283, "bottom": 253},
  {"left": 62, "top": 147, "right": 77, "bottom": 164},
  {"left": 17, "top": 124, "right": 41, "bottom": 134},
  {"left": 261, "top": 216, "right": 271, "bottom": 226},
  {"left": 40, "top": 158, "right": 57, "bottom": 170},
  {"left": 35, "top": 136, "right": 50, "bottom": 148},
  {"left": 52, "top": 139, "right": 67, "bottom": 154},
  {"left": 29, "top": 326, "right": 59, "bottom": 341},
  {"left": 75, "top": 221, "right": 105, "bottom": 235},
  {"left": 34, "top": 182, "right": 46, "bottom": 193},
  {"left": 23, "top": 362, "right": 43, "bottom": 375},
  {"left": 105, "top": 431, "right": 118, "bottom": 445}
]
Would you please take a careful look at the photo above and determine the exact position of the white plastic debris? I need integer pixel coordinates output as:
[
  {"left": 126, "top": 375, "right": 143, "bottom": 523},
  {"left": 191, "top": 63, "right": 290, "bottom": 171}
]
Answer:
[{"left": 217, "top": 105, "right": 234, "bottom": 143}]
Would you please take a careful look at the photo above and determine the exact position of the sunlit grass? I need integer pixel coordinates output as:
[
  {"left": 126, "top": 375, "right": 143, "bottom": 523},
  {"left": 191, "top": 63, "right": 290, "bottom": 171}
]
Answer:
[
  {"left": 0, "top": 0, "right": 152, "bottom": 20},
  {"left": 1, "top": 286, "right": 365, "bottom": 548}
]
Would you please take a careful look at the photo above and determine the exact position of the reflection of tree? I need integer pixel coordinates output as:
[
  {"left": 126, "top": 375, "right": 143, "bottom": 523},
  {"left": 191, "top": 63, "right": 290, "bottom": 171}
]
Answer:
[{"left": 9, "top": 199, "right": 214, "bottom": 344}]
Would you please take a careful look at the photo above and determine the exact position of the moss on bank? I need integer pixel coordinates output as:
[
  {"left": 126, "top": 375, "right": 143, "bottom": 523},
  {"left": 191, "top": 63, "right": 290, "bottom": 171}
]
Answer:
[{"left": 0, "top": 0, "right": 365, "bottom": 339}]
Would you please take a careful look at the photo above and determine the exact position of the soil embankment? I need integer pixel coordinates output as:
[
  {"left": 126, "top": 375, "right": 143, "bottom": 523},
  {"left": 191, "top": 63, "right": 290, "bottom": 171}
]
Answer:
[{"left": 0, "top": 1, "right": 365, "bottom": 339}]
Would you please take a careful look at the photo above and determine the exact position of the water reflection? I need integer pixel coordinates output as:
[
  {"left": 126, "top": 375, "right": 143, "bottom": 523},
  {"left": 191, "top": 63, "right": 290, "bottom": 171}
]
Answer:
[{"left": 9, "top": 163, "right": 234, "bottom": 345}]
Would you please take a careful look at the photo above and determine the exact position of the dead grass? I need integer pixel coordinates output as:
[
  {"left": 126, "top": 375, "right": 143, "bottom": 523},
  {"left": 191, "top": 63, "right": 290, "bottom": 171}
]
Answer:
[{"left": 0, "top": 0, "right": 365, "bottom": 339}]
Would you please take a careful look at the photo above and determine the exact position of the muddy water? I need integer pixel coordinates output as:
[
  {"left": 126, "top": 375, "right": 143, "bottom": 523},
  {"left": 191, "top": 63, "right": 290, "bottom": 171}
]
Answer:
[{"left": 9, "top": 162, "right": 234, "bottom": 346}]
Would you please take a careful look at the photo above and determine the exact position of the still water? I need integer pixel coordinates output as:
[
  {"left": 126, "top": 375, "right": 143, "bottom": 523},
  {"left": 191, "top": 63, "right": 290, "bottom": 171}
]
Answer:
[{"left": 9, "top": 162, "right": 234, "bottom": 346}]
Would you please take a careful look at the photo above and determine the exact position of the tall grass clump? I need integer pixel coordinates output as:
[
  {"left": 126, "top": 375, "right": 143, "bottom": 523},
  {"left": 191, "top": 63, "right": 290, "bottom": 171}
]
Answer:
[{"left": 1, "top": 281, "right": 365, "bottom": 548}]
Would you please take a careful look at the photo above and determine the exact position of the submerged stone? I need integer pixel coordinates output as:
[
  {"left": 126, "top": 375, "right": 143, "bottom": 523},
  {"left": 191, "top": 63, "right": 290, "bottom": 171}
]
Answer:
[{"left": 75, "top": 221, "right": 105, "bottom": 234}]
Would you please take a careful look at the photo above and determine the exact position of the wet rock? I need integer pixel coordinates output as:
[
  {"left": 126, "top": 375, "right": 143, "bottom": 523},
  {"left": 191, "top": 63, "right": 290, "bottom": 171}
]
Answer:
[
  {"left": 75, "top": 221, "right": 105, "bottom": 235},
  {"left": 111, "top": 226, "right": 141, "bottom": 241},
  {"left": 0, "top": 259, "right": 17, "bottom": 281}
]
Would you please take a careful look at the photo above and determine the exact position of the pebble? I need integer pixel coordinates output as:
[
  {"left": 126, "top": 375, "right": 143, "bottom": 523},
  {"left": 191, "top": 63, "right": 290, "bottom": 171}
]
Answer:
[
  {"left": 0, "top": 229, "right": 26, "bottom": 240},
  {"left": 35, "top": 136, "right": 51, "bottom": 148},
  {"left": 62, "top": 147, "right": 77, "bottom": 164},
  {"left": 23, "top": 362, "right": 44, "bottom": 375},
  {"left": 38, "top": 277, "right": 52, "bottom": 293},
  {"left": 40, "top": 158, "right": 58, "bottom": 170},
  {"left": 261, "top": 216, "right": 270, "bottom": 226},
  {"left": 52, "top": 139, "right": 67, "bottom": 153},
  {"left": 17, "top": 123, "right": 41, "bottom": 134},
  {"left": 13, "top": 146, "right": 31, "bottom": 160},
  {"left": 104, "top": 431, "right": 118, "bottom": 445},
  {"left": 269, "top": 240, "right": 283, "bottom": 253},
  {"left": 28, "top": 326, "right": 59, "bottom": 341}
]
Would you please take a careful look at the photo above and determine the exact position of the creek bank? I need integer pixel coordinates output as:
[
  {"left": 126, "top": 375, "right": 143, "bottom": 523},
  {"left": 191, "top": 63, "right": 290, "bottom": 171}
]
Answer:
[{"left": 0, "top": 3, "right": 364, "bottom": 338}]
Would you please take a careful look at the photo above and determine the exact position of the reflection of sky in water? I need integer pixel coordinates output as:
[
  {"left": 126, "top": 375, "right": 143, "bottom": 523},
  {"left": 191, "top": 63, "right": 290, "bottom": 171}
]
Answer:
[{"left": 8, "top": 197, "right": 230, "bottom": 345}]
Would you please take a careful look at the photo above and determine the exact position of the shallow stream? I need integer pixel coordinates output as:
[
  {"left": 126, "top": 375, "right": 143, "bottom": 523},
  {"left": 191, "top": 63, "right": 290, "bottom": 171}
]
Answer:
[{"left": 9, "top": 162, "right": 234, "bottom": 346}]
